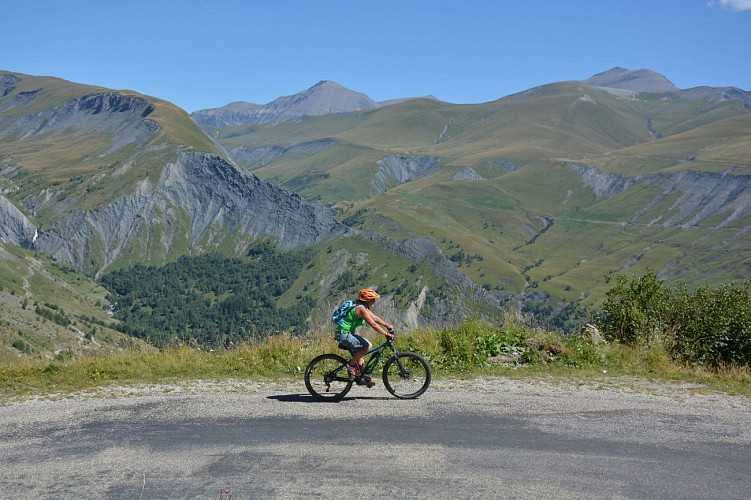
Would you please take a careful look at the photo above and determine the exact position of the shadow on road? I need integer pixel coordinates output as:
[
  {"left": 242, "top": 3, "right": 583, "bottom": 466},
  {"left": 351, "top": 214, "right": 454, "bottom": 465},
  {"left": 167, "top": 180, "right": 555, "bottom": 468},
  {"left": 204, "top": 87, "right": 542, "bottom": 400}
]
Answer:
[{"left": 267, "top": 394, "right": 393, "bottom": 403}]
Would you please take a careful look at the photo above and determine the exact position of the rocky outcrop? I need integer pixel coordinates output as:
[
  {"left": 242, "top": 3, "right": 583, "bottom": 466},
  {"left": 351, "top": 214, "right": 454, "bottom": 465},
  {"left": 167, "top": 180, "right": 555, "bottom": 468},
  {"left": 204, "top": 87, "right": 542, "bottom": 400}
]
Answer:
[
  {"left": 0, "top": 194, "right": 37, "bottom": 247},
  {"left": 568, "top": 163, "right": 751, "bottom": 231},
  {"left": 566, "top": 163, "right": 640, "bottom": 200},
  {"left": 453, "top": 167, "right": 483, "bottom": 181},
  {"left": 0, "top": 92, "right": 159, "bottom": 147},
  {"left": 372, "top": 154, "right": 440, "bottom": 193},
  {"left": 32, "top": 152, "right": 352, "bottom": 276},
  {"left": 646, "top": 170, "right": 751, "bottom": 229},
  {"left": 0, "top": 73, "right": 20, "bottom": 102}
]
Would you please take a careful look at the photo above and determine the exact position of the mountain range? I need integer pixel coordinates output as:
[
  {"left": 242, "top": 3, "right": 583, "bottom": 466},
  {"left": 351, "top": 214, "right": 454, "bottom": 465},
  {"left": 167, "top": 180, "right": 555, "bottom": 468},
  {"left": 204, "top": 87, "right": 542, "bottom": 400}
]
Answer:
[
  {"left": 191, "top": 80, "right": 435, "bottom": 127},
  {"left": 1, "top": 67, "right": 750, "bottom": 361},
  {"left": 195, "top": 66, "right": 750, "bottom": 303}
]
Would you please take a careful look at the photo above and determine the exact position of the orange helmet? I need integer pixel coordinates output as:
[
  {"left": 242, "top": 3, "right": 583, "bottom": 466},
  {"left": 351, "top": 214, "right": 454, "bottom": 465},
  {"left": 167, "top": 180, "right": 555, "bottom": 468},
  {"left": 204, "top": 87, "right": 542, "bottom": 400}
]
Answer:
[{"left": 358, "top": 288, "right": 381, "bottom": 301}]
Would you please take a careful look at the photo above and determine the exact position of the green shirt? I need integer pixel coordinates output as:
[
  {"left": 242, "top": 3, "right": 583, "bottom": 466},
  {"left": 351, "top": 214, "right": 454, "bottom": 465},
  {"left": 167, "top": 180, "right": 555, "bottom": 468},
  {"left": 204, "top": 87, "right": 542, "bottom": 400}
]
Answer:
[{"left": 339, "top": 304, "right": 365, "bottom": 334}]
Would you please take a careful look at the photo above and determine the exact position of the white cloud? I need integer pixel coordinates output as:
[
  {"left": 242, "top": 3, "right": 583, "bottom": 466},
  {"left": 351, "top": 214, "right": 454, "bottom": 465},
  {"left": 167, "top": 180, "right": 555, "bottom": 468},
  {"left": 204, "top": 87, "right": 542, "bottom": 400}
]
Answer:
[{"left": 709, "top": 0, "right": 751, "bottom": 11}]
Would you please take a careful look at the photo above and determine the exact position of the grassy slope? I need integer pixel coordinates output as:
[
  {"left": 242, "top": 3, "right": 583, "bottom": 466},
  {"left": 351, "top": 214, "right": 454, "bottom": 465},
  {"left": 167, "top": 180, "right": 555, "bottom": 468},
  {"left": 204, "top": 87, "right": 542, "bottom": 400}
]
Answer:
[
  {"left": 0, "top": 71, "right": 221, "bottom": 222},
  {"left": 581, "top": 112, "right": 751, "bottom": 177},
  {"left": 0, "top": 243, "right": 147, "bottom": 364},
  {"left": 212, "top": 83, "right": 751, "bottom": 306}
]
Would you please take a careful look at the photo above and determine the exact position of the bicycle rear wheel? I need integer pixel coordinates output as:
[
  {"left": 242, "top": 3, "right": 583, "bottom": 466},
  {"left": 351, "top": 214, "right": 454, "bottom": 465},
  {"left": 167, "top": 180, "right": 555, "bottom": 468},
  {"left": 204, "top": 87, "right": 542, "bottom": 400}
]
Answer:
[
  {"left": 382, "top": 352, "right": 432, "bottom": 399},
  {"left": 304, "top": 353, "right": 353, "bottom": 402}
]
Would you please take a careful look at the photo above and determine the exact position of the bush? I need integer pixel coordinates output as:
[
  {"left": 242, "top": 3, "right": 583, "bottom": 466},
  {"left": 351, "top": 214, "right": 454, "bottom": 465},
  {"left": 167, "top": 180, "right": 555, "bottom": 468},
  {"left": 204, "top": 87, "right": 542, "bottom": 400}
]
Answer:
[
  {"left": 431, "top": 320, "right": 490, "bottom": 370},
  {"left": 670, "top": 282, "right": 751, "bottom": 368},
  {"left": 598, "top": 269, "right": 672, "bottom": 345},
  {"left": 597, "top": 270, "right": 751, "bottom": 368},
  {"left": 409, "top": 315, "right": 607, "bottom": 371},
  {"left": 12, "top": 339, "right": 30, "bottom": 353}
]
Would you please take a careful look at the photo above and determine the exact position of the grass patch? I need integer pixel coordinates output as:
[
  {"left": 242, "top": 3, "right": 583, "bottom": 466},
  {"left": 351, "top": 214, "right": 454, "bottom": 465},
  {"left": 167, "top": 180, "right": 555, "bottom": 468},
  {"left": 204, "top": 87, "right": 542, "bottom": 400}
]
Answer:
[{"left": 2, "top": 318, "right": 749, "bottom": 401}]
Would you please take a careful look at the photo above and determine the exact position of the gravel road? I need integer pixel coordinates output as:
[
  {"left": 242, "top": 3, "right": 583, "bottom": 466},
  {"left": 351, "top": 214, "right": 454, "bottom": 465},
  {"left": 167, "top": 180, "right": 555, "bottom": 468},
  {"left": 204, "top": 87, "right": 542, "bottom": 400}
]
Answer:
[{"left": 1, "top": 376, "right": 749, "bottom": 499}]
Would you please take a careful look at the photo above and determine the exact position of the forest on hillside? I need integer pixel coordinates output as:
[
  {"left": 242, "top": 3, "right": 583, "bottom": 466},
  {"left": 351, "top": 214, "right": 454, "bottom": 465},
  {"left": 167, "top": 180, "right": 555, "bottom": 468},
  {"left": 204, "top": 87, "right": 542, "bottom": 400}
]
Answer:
[{"left": 100, "top": 243, "right": 316, "bottom": 347}]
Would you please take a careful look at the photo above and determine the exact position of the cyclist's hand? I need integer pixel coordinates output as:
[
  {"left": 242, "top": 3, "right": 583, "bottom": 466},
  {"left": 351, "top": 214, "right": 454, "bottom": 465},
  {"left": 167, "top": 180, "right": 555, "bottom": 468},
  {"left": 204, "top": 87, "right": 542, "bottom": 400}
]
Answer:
[{"left": 385, "top": 328, "right": 395, "bottom": 340}]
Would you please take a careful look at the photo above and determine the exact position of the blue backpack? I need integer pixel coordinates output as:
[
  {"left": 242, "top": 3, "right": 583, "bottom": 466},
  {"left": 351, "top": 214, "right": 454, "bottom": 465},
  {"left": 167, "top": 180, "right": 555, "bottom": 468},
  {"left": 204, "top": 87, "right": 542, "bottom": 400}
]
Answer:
[{"left": 332, "top": 300, "right": 357, "bottom": 328}]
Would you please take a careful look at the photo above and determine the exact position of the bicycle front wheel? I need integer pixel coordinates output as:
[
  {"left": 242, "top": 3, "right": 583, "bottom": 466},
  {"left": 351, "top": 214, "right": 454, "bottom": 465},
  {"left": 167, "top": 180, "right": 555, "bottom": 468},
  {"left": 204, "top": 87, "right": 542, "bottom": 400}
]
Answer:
[
  {"left": 382, "top": 352, "right": 432, "bottom": 399},
  {"left": 304, "top": 353, "right": 353, "bottom": 402}
]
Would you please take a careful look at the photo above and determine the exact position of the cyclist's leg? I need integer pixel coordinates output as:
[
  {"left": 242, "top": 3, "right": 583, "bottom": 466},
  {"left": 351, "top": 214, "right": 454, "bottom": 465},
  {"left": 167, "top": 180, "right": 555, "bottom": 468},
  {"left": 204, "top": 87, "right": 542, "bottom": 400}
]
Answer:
[
  {"left": 350, "top": 345, "right": 369, "bottom": 371},
  {"left": 339, "top": 333, "right": 371, "bottom": 372}
]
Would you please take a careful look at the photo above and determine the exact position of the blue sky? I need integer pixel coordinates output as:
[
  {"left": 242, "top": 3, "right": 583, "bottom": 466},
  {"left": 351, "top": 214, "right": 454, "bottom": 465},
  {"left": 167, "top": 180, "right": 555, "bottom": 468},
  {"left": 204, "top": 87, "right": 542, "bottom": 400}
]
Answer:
[{"left": 4, "top": 0, "right": 750, "bottom": 112}]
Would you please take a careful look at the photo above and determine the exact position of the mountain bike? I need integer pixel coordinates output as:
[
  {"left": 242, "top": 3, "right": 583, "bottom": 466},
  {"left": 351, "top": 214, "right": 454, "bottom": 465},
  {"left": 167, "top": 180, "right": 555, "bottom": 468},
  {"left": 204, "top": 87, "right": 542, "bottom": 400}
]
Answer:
[{"left": 304, "top": 334, "right": 431, "bottom": 402}]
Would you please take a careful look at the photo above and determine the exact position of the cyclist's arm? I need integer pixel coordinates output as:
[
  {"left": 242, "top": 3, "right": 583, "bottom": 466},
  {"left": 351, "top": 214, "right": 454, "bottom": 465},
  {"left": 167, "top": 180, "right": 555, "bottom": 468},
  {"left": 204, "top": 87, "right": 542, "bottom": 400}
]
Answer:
[{"left": 357, "top": 306, "right": 393, "bottom": 336}]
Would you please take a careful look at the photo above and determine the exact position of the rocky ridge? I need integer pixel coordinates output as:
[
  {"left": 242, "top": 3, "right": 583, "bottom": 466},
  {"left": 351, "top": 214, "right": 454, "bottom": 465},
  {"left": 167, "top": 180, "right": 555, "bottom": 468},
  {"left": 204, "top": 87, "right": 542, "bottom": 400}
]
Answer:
[
  {"left": 28, "top": 151, "right": 352, "bottom": 276},
  {"left": 0, "top": 92, "right": 158, "bottom": 143}
]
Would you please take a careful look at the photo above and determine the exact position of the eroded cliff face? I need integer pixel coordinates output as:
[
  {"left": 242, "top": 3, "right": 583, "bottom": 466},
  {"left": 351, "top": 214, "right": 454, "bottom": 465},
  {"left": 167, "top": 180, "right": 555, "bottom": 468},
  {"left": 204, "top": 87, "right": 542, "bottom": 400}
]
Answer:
[
  {"left": 566, "top": 163, "right": 640, "bottom": 200},
  {"left": 372, "top": 154, "right": 440, "bottom": 193},
  {"left": 0, "top": 194, "right": 36, "bottom": 247},
  {"left": 568, "top": 163, "right": 751, "bottom": 231},
  {"left": 646, "top": 171, "right": 751, "bottom": 229},
  {"left": 30, "top": 152, "right": 352, "bottom": 276}
]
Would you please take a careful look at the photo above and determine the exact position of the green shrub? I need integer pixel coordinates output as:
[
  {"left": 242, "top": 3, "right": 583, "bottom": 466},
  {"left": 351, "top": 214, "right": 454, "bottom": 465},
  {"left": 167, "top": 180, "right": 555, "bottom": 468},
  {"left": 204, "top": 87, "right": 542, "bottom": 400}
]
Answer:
[
  {"left": 432, "top": 321, "right": 487, "bottom": 370},
  {"left": 670, "top": 282, "right": 751, "bottom": 368},
  {"left": 474, "top": 327, "right": 527, "bottom": 358},
  {"left": 12, "top": 339, "right": 30, "bottom": 353},
  {"left": 598, "top": 269, "right": 672, "bottom": 344},
  {"left": 598, "top": 271, "right": 751, "bottom": 368}
]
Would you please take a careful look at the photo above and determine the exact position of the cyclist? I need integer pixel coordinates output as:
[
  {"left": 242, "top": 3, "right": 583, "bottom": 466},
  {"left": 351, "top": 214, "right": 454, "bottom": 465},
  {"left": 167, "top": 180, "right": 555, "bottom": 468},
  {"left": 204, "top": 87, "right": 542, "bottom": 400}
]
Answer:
[{"left": 337, "top": 288, "right": 394, "bottom": 386}]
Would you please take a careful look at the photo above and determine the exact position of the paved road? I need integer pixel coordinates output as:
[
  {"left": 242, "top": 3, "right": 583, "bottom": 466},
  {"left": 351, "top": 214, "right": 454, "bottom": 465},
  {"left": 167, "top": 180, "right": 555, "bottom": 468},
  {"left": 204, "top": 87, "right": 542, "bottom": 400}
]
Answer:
[{"left": 1, "top": 377, "right": 750, "bottom": 499}]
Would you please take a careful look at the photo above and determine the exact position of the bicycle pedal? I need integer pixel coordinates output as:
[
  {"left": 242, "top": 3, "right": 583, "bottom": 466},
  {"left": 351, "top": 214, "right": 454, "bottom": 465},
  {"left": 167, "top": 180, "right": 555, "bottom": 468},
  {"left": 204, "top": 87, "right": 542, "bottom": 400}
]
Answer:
[{"left": 366, "top": 381, "right": 376, "bottom": 388}]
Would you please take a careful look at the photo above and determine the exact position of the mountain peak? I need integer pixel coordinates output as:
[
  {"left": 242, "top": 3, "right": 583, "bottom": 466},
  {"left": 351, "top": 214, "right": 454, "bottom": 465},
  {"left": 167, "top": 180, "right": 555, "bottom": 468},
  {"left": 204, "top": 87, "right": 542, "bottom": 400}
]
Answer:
[
  {"left": 585, "top": 67, "right": 679, "bottom": 93},
  {"left": 192, "top": 81, "right": 378, "bottom": 126},
  {"left": 311, "top": 80, "right": 345, "bottom": 89}
]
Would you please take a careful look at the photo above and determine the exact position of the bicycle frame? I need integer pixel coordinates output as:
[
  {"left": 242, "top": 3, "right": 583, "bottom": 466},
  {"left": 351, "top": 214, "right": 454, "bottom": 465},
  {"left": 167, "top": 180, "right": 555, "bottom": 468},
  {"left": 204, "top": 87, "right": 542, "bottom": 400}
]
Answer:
[
  {"left": 338, "top": 338, "right": 414, "bottom": 382},
  {"left": 360, "top": 339, "right": 396, "bottom": 375}
]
